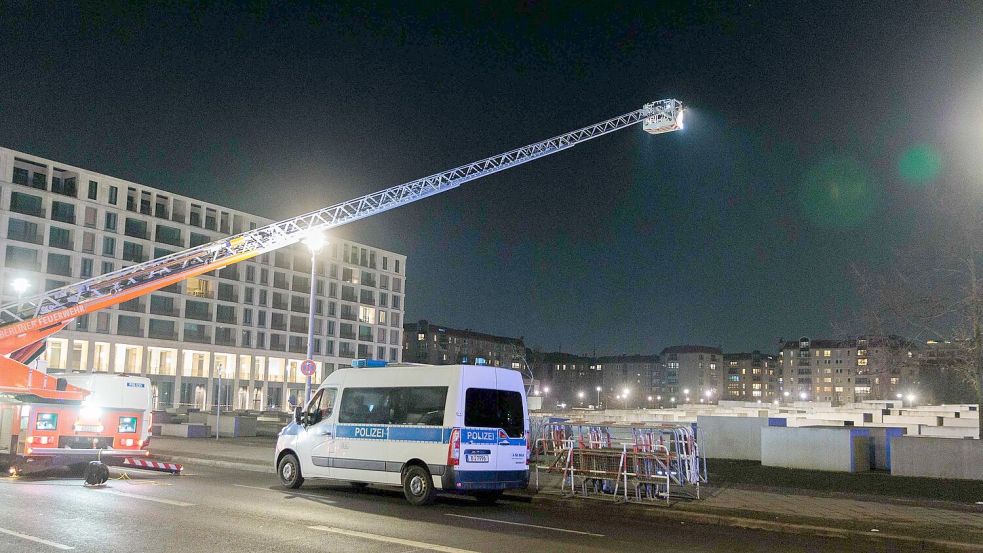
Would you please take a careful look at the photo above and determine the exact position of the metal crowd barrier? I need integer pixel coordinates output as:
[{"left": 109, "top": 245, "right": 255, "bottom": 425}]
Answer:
[{"left": 531, "top": 420, "right": 707, "bottom": 503}]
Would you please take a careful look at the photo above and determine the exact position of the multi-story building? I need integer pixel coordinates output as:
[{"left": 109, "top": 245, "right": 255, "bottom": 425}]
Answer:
[
  {"left": 778, "top": 336, "right": 915, "bottom": 405},
  {"left": 0, "top": 147, "right": 406, "bottom": 412},
  {"left": 597, "top": 354, "right": 666, "bottom": 408},
  {"left": 723, "top": 351, "right": 778, "bottom": 402},
  {"left": 402, "top": 320, "right": 524, "bottom": 369},
  {"left": 660, "top": 345, "right": 722, "bottom": 402},
  {"left": 528, "top": 351, "right": 601, "bottom": 408}
]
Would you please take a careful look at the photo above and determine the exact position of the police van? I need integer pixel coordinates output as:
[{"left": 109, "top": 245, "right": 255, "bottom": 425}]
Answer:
[{"left": 274, "top": 361, "right": 529, "bottom": 505}]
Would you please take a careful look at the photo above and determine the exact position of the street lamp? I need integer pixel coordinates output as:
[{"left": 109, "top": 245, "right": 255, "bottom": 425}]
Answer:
[
  {"left": 543, "top": 386, "right": 550, "bottom": 395},
  {"left": 799, "top": 391, "right": 808, "bottom": 400},
  {"left": 302, "top": 230, "right": 326, "bottom": 404},
  {"left": 622, "top": 388, "right": 630, "bottom": 409},
  {"left": 595, "top": 386, "right": 602, "bottom": 408},
  {"left": 577, "top": 391, "right": 585, "bottom": 406},
  {"left": 215, "top": 363, "right": 226, "bottom": 441},
  {"left": 10, "top": 277, "right": 29, "bottom": 299}
]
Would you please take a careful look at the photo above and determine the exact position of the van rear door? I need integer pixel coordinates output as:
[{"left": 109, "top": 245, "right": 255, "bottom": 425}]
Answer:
[
  {"left": 494, "top": 368, "right": 527, "bottom": 473},
  {"left": 461, "top": 385, "right": 526, "bottom": 474}
]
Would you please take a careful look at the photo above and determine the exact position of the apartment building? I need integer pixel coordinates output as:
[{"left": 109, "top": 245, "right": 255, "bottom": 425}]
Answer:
[
  {"left": 778, "top": 336, "right": 915, "bottom": 405},
  {"left": 0, "top": 147, "right": 406, "bottom": 412},
  {"left": 660, "top": 345, "right": 723, "bottom": 402},
  {"left": 402, "top": 320, "right": 524, "bottom": 369},
  {"left": 597, "top": 354, "right": 667, "bottom": 408},
  {"left": 528, "top": 351, "right": 601, "bottom": 408},
  {"left": 723, "top": 351, "right": 778, "bottom": 402}
]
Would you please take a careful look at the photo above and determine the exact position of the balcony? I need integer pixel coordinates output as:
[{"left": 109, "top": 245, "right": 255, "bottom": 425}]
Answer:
[
  {"left": 10, "top": 205, "right": 44, "bottom": 218},
  {"left": 341, "top": 292, "right": 358, "bottom": 302},
  {"left": 290, "top": 321, "right": 308, "bottom": 333},
  {"left": 49, "top": 238, "right": 74, "bottom": 250},
  {"left": 216, "top": 313, "right": 237, "bottom": 324},
  {"left": 340, "top": 330, "right": 356, "bottom": 340},
  {"left": 7, "top": 231, "right": 43, "bottom": 245},
  {"left": 148, "top": 329, "right": 178, "bottom": 340},
  {"left": 184, "top": 331, "right": 211, "bottom": 344},
  {"left": 270, "top": 320, "right": 287, "bottom": 331},
  {"left": 117, "top": 325, "right": 144, "bottom": 338},
  {"left": 119, "top": 300, "right": 146, "bottom": 313},
  {"left": 185, "top": 308, "right": 212, "bottom": 322},
  {"left": 215, "top": 332, "right": 236, "bottom": 346},
  {"left": 271, "top": 301, "right": 289, "bottom": 311},
  {"left": 269, "top": 339, "right": 286, "bottom": 352},
  {"left": 289, "top": 342, "right": 307, "bottom": 354},
  {"left": 149, "top": 303, "right": 180, "bottom": 317},
  {"left": 122, "top": 252, "right": 148, "bottom": 263}
]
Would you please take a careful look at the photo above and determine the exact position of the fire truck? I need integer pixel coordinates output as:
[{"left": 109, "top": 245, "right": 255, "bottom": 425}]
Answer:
[{"left": 0, "top": 100, "right": 684, "bottom": 483}]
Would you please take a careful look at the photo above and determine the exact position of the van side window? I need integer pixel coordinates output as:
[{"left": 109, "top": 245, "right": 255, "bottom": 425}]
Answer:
[
  {"left": 305, "top": 388, "right": 337, "bottom": 425},
  {"left": 339, "top": 387, "right": 448, "bottom": 426},
  {"left": 465, "top": 388, "right": 524, "bottom": 437}
]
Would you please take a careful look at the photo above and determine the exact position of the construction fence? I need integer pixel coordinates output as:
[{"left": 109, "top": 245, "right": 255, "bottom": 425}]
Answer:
[{"left": 530, "top": 417, "right": 707, "bottom": 503}]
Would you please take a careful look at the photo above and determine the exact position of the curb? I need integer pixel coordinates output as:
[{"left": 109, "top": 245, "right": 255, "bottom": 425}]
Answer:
[
  {"left": 156, "top": 455, "right": 275, "bottom": 474},
  {"left": 154, "top": 455, "right": 983, "bottom": 552},
  {"left": 519, "top": 492, "right": 983, "bottom": 552}
]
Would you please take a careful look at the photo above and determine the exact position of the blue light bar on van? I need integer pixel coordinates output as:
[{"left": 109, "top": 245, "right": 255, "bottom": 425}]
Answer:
[
  {"left": 475, "top": 357, "right": 487, "bottom": 366},
  {"left": 351, "top": 359, "right": 388, "bottom": 368}
]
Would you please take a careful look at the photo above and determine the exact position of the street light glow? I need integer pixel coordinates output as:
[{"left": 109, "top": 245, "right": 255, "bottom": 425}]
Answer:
[
  {"left": 11, "top": 277, "right": 30, "bottom": 296},
  {"left": 302, "top": 229, "right": 326, "bottom": 252},
  {"left": 595, "top": 386, "right": 602, "bottom": 392},
  {"left": 799, "top": 392, "right": 808, "bottom": 400},
  {"left": 577, "top": 391, "right": 585, "bottom": 399},
  {"left": 683, "top": 388, "right": 690, "bottom": 395},
  {"left": 543, "top": 386, "right": 550, "bottom": 394}
]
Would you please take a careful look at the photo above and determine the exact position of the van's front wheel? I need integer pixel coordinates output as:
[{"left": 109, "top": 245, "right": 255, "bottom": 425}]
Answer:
[
  {"left": 402, "top": 465, "right": 435, "bottom": 506},
  {"left": 278, "top": 453, "right": 304, "bottom": 489}
]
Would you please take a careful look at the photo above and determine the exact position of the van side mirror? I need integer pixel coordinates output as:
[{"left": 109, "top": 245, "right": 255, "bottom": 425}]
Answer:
[{"left": 293, "top": 406, "right": 304, "bottom": 425}]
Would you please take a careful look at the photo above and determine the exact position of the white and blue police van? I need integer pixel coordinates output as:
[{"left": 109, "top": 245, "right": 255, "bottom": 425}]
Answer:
[{"left": 274, "top": 361, "right": 529, "bottom": 505}]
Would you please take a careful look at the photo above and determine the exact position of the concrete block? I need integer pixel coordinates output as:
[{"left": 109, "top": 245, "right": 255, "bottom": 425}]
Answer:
[
  {"left": 206, "top": 414, "right": 258, "bottom": 437},
  {"left": 865, "top": 427, "right": 906, "bottom": 470},
  {"left": 761, "top": 427, "right": 872, "bottom": 472},
  {"left": 697, "top": 416, "right": 771, "bottom": 460},
  {"left": 891, "top": 436, "right": 983, "bottom": 480},
  {"left": 917, "top": 425, "right": 979, "bottom": 439},
  {"left": 159, "top": 423, "right": 211, "bottom": 438}
]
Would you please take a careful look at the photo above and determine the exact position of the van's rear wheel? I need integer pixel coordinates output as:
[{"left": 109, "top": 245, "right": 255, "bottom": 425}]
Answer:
[
  {"left": 402, "top": 465, "right": 435, "bottom": 506},
  {"left": 278, "top": 453, "right": 304, "bottom": 489},
  {"left": 472, "top": 490, "right": 503, "bottom": 505}
]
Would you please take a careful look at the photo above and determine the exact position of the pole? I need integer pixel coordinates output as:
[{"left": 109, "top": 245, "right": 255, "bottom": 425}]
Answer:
[
  {"left": 215, "top": 364, "right": 222, "bottom": 441},
  {"left": 596, "top": 388, "right": 601, "bottom": 408},
  {"left": 305, "top": 248, "right": 317, "bottom": 404}
]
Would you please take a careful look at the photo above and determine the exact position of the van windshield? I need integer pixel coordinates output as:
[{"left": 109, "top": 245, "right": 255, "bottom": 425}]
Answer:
[{"left": 464, "top": 388, "right": 524, "bottom": 437}]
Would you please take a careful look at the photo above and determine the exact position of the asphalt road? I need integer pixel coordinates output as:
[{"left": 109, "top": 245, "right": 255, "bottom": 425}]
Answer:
[{"left": 0, "top": 464, "right": 928, "bottom": 553}]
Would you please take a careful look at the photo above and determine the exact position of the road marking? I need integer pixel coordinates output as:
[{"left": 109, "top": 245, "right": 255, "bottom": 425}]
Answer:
[
  {"left": 309, "top": 526, "right": 479, "bottom": 553},
  {"left": 444, "top": 514, "right": 605, "bottom": 537},
  {"left": 0, "top": 526, "right": 74, "bottom": 550},
  {"left": 99, "top": 489, "right": 195, "bottom": 507},
  {"left": 232, "top": 484, "right": 336, "bottom": 503}
]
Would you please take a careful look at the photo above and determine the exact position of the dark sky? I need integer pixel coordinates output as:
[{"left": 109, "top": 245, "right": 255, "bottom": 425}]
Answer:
[{"left": 2, "top": 2, "right": 981, "bottom": 355}]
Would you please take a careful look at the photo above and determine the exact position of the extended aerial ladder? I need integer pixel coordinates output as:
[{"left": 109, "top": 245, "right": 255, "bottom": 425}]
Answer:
[{"left": 0, "top": 99, "right": 684, "bottom": 405}]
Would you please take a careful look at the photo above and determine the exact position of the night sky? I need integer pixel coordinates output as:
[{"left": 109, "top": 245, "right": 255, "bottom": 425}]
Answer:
[{"left": 2, "top": 2, "right": 982, "bottom": 355}]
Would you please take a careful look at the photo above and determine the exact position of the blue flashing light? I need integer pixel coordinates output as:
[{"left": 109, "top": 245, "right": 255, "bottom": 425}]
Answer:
[
  {"left": 351, "top": 359, "right": 388, "bottom": 368},
  {"left": 475, "top": 357, "right": 487, "bottom": 366}
]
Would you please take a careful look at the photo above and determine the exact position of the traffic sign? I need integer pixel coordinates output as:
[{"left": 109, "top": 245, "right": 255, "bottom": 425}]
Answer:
[{"left": 300, "top": 359, "right": 317, "bottom": 377}]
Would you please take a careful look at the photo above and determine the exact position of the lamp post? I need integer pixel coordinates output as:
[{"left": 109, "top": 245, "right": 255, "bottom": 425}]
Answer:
[
  {"left": 622, "top": 388, "right": 630, "bottom": 409},
  {"left": 577, "top": 391, "right": 585, "bottom": 406},
  {"left": 302, "top": 230, "right": 326, "bottom": 404},
  {"left": 215, "top": 363, "right": 224, "bottom": 441},
  {"left": 595, "top": 386, "right": 602, "bottom": 408}
]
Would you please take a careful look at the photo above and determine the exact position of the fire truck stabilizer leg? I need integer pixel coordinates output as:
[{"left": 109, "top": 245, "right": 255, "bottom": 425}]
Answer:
[{"left": 83, "top": 461, "right": 109, "bottom": 486}]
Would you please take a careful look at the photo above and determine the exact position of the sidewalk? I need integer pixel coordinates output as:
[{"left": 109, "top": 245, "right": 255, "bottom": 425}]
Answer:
[{"left": 149, "top": 436, "right": 983, "bottom": 550}]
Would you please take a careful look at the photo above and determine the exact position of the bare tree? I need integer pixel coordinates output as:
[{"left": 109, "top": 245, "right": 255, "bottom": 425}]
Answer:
[{"left": 852, "top": 182, "right": 983, "bottom": 436}]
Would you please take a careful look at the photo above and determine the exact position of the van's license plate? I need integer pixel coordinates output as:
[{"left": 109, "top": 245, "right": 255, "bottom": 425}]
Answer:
[{"left": 465, "top": 449, "right": 491, "bottom": 463}]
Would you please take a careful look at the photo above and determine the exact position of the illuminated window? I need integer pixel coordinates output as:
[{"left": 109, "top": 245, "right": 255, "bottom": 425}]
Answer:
[
  {"left": 823, "top": 350, "right": 831, "bottom": 357},
  {"left": 857, "top": 359, "right": 868, "bottom": 366}
]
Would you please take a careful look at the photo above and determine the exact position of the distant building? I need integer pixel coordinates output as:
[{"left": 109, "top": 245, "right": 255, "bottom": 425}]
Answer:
[
  {"left": 597, "top": 354, "right": 666, "bottom": 408},
  {"left": 723, "top": 351, "right": 778, "bottom": 402},
  {"left": 660, "top": 345, "right": 723, "bottom": 402},
  {"left": 527, "top": 351, "right": 600, "bottom": 408},
  {"left": 778, "top": 336, "right": 915, "bottom": 405},
  {"left": 402, "top": 320, "right": 524, "bottom": 369}
]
